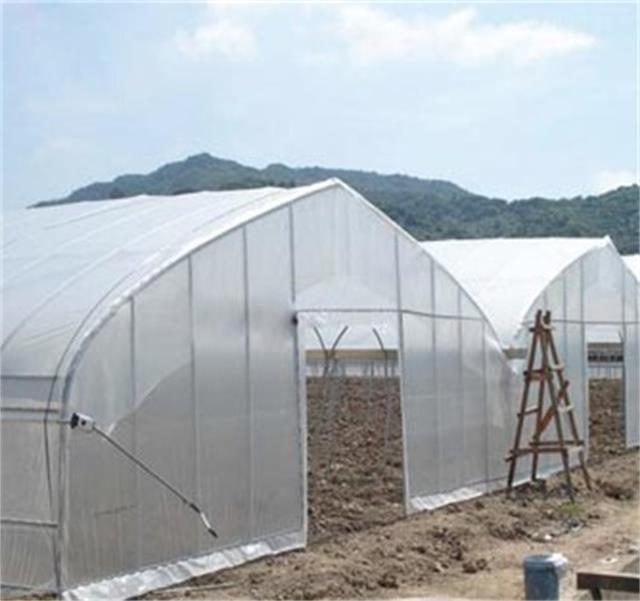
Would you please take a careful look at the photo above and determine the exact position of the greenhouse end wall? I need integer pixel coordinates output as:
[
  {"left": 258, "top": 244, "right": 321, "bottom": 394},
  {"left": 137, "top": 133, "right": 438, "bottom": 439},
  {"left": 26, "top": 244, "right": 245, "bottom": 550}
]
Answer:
[{"left": 516, "top": 244, "right": 640, "bottom": 450}]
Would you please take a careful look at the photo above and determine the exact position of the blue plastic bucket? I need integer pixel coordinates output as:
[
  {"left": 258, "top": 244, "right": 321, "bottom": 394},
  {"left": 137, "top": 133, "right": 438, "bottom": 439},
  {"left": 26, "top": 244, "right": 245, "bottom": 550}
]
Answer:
[{"left": 523, "top": 553, "right": 568, "bottom": 600}]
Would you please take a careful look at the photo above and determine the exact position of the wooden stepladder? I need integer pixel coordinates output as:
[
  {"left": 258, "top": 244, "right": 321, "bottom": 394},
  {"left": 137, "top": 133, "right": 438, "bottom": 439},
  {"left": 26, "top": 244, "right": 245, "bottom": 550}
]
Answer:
[{"left": 506, "top": 310, "right": 591, "bottom": 500}]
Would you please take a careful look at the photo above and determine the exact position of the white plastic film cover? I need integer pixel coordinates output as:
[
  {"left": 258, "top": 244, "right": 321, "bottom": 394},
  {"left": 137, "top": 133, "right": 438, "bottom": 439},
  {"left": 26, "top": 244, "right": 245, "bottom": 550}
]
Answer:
[
  {"left": 423, "top": 237, "right": 640, "bottom": 457},
  {"left": 624, "top": 323, "right": 640, "bottom": 446},
  {"left": 245, "top": 209, "right": 302, "bottom": 540},
  {"left": 1, "top": 418, "right": 60, "bottom": 591},
  {"left": 3, "top": 179, "right": 538, "bottom": 598},
  {"left": 191, "top": 230, "right": 251, "bottom": 551},
  {"left": 396, "top": 235, "right": 514, "bottom": 509},
  {"left": 422, "top": 237, "right": 612, "bottom": 348},
  {"left": 294, "top": 187, "right": 398, "bottom": 310}
]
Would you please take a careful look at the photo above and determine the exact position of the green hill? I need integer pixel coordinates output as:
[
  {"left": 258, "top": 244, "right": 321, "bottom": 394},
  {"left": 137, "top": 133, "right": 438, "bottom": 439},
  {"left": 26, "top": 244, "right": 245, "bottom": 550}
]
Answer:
[{"left": 33, "top": 153, "right": 639, "bottom": 254}]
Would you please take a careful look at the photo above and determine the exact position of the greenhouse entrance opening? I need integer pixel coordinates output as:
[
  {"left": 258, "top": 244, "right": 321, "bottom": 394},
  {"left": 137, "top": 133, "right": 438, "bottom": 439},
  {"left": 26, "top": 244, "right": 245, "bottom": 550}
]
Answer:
[
  {"left": 300, "top": 316, "right": 405, "bottom": 543},
  {"left": 587, "top": 326, "right": 626, "bottom": 460}
]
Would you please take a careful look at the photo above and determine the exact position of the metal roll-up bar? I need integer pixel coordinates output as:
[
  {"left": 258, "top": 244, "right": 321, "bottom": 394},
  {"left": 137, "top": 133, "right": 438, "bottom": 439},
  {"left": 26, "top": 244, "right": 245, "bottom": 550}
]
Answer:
[{"left": 69, "top": 412, "right": 217, "bottom": 538}]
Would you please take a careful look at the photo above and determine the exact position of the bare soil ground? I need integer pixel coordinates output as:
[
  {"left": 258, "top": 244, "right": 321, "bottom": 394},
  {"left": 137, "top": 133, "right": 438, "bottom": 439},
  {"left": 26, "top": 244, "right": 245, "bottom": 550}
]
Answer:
[
  {"left": 145, "top": 378, "right": 638, "bottom": 600},
  {"left": 589, "top": 379, "right": 626, "bottom": 462},
  {"left": 306, "top": 376, "right": 404, "bottom": 543}
]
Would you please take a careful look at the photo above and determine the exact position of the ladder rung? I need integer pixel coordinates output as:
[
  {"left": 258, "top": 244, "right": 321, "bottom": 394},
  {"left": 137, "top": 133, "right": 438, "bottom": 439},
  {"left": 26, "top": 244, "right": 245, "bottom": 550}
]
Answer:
[
  {"left": 557, "top": 403, "right": 574, "bottom": 413},
  {"left": 538, "top": 446, "right": 568, "bottom": 453},
  {"left": 529, "top": 325, "right": 555, "bottom": 332},
  {"left": 506, "top": 446, "right": 575, "bottom": 459},
  {"left": 506, "top": 440, "right": 584, "bottom": 461},
  {"left": 529, "top": 443, "right": 584, "bottom": 453},
  {"left": 506, "top": 449, "right": 532, "bottom": 459},
  {"left": 550, "top": 363, "right": 564, "bottom": 371},
  {"left": 524, "top": 369, "right": 546, "bottom": 381},
  {"left": 519, "top": 406, "right": 539, "bottom": 416},
  {"left": 506, "top": 445, "right": 582, "bottom": 452},
  {"left": 530, "top": 439, "right": 583, "bottom": 445}
]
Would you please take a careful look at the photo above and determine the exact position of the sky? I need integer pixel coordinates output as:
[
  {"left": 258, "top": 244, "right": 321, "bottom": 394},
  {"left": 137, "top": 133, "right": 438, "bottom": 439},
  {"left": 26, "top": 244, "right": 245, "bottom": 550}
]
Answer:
[{"left": 2, "top": 1, "right": 638, "bottom": 208}]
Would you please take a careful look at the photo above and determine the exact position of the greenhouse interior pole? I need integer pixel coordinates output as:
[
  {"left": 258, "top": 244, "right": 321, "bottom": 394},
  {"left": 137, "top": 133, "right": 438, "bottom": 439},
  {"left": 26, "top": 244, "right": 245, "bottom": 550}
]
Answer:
[
  {"left": 324, "top": 326, "right": 349, "bottom": 466},
  {"left": 372, "top": 326, "right": 392, "bottom": 467}
]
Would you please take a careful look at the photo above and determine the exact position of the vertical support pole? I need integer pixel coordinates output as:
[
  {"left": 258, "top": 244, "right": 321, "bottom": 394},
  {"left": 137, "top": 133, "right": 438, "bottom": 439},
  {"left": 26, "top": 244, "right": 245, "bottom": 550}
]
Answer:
[
  {"left": 393, "top": 232, "right": 411, "bottom": 515},
  {"left": 130, "top": 299, "right": 141, "bottom": 568},
  {"left": 457, "top": 287, "right": 465, "bottom": 490},
  {"left": 430, "top": 259, "right": 441, "bottom": 491},
  {"left": 579, "top": 257, "right": 589, "bottom": 455},
  {"left": 56, "top": 371, "right": 75, "bottom": 597},
  {"left": 241, "top": 226, "right": 254, "bottom": 542},
  {"left": 481, "top": 321, "right": 490, "bottom": 490},
  {"left": 288, "top": 204, "right": 308, "bottom": 545},
  {"left": 187, "top": 256, "right": 202, "bottom": 550},
  {"left": 620, "top": 257, "right": 627, "bottom": 443},
  {"left": 53, "top": 384, "right": 65, "bottom": 596}
]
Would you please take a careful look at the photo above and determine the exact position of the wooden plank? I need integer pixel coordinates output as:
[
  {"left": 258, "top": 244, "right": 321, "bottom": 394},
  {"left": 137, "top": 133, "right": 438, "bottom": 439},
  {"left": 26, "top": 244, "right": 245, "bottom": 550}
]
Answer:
[
  {"left": 531, "top": 440, "right": 583, "bottom": 447},
  {"left": 524, "top": 369, "right": 546, "bottom": 381},
  {"left": 576, "top": 571, "right": 639, "bottom": 595},
  {"left": 506, "top": 446, "right": 581, "bottom": 459},
  {"left": 536, "top": 405, "right": 557, "bottom": 433},
  {"left": 506, "top": 310, "right": 542, "bottom": 493}
]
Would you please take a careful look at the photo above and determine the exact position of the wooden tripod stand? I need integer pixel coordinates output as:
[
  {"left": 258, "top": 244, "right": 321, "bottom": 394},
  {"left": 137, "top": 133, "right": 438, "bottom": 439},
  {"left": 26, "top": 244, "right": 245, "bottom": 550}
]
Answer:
[{"left": 506, "top": 310, "right": 591, "bottom": 500}]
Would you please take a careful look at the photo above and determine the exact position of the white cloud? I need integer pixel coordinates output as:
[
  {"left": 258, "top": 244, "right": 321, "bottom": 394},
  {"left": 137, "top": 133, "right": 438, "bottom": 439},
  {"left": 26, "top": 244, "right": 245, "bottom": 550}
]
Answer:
[
  {"left": 333, "top": 6, "right": 595, "bottom": 66},
  {"left": 174, "top": 16, "right": 257, "bottom": 60},
  {"left": 592, "top": 169, "right": 637, "bottom": 194}
]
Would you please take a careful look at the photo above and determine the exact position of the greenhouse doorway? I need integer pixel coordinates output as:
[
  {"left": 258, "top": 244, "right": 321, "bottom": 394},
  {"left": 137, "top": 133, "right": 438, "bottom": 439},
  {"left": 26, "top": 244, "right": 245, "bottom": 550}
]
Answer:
[
  {"left": 587, "top": 326, "right": 626, "bottom": 462},
  {"left": 300, "top": 318, "right": 405, "bottom": 543}
]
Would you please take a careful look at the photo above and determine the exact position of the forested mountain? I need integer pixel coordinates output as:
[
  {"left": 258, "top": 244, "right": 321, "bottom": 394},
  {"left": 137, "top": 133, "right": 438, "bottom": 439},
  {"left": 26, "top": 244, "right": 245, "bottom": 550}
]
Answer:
[{"left": 34, "top": 153, "right": 639, "bottom": 253}]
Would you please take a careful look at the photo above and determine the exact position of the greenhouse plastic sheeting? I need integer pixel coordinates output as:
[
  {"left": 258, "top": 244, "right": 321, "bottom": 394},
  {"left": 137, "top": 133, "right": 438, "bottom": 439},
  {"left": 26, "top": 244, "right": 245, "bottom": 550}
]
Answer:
[
  {"left": 2, "top": 180, "right": 534, "bottom": 598},
  {"left": 423, "top": 237, "right": 640, "bottom": 449},
  {"left": 623, "top": 255, "right": 640, "bottom": 280}
]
